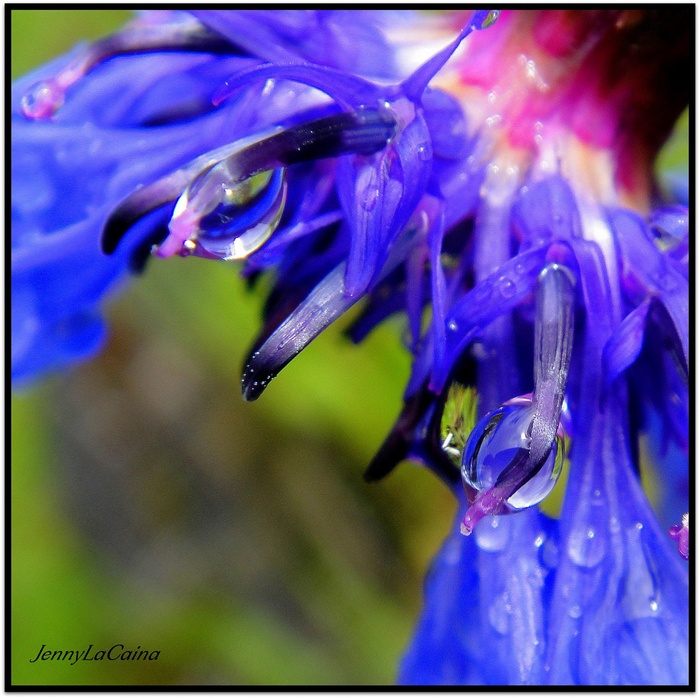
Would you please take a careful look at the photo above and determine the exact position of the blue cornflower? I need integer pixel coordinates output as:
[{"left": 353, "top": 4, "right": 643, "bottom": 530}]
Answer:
[{"left": 11, "top": 8, "right": 689, "bottom": 687}]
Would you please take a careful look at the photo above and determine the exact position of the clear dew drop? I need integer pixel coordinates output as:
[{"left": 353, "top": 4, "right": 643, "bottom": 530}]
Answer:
[
  {"left": 568, "top": 604, "right": 582, "bottom": 619},
  {"left": 416, "top": 143, "right": 431, "bottom": 161},
  {"left": 20, "top": 79, "right": 64, "bottom": 119},
  {"left": 171, "top": 167, "right": 287, "bottom": 261},
  {"left": 474, "top": 516, "right": 509, "bottom": 552},
  {"left": 649, "top": 206, "right": 688, "bottom": 253},
  {"left": 498, "top": 276, "right": 517, "bottom": 298},
  {"left": 461, "top": 398, "right": 564, "bottom": 512},
  {"left": 566, "top": 525, "right": 606, "bottom": 568}
]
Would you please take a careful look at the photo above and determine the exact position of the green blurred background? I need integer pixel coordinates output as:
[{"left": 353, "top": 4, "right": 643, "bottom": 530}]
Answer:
[
  {"left": 10, "top": 10, "right": 456, "bottom": 686},
  {"left": 10, "top": 9, "right": 688, "bottom": 688}
]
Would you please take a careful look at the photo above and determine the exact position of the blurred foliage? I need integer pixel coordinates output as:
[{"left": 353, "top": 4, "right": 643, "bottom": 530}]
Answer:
[{"left": 10, "top": 9, "right": 455, "bottom": 687}]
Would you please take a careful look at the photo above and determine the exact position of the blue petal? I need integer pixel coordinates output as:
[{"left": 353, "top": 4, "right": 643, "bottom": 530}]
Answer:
[{"left": 399, "top": 505, "right": 557, "bottom": 685}]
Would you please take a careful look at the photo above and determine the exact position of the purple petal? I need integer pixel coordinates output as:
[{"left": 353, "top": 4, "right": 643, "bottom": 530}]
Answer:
[
  {"left": 603, "top": 300, "right": 651, "bottom": 382},
  {"left": 214, "top": 62, "right": 380, "bottom": 110}
]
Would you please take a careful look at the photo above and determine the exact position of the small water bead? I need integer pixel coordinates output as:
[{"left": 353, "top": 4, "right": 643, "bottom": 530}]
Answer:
[
  {"left": 568, "top": 604, "right": 582, "bottom": 619},
  {"left": 474, "top": 516, "right": 510, "bottom": 552},
  {"left": 498, "top": 276, "right": 517, "bottom": 298},
  {"left": 470, "top": 9, "right": 501, "bottom": 31},
  {"left": 566, "top": 525, "right": 606, "bottom": 568},
  {"left": 416, "top": 143, "right": 431, "bottom": 161},
  {"left": 648, "top": 205, "right": 688, "bottom": 253},
  {"left": 539, "top": 538, "right": 559, "bottom": 569},
  {"left": 20, "top": 79, "right": 65, "bottom": 119},
  {"left": 462, "top": 396, "right": 564, "bottom": 512}
]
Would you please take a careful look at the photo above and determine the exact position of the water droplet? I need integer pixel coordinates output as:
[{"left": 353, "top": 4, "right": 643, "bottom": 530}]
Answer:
[
  {"left": 498, "top": 276, "right": 517, "bottom": 298},
  {"left": 649, "top": 600, "right": 659, "bottom": 612},
  {"left": 20, "top": 79, "right": 64, "bottom": 119},
  {"left": 649, "top": 206, "right": 688, "bottom": 252},
  {"left": 475, "top": 516, "right": 509, "bottom": 552},
  {"left": 567, "top": 526, "right": 606, "bottom": 568},
  {"left": 462, "top": 397, "right": 564, "bottom": 511},
  {"left": 168, "top": 167, "right": 287, "bottom": 260},
  {"left": 568, "top": 604, "right": 582, "bottom": 619},
  {"left": 540, "top": 539, "right": 559, "bottom": 569},
  {"left": 447, "top": 320, "right": 459, "bottom": 333},
  {"left": 591, "top": 489, "right": 604, "bottom": 506}
]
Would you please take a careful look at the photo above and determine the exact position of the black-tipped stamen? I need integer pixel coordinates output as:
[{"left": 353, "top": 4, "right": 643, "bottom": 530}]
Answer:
[{"left": 101, "top": 108, "right": 397, "bottom": 255}]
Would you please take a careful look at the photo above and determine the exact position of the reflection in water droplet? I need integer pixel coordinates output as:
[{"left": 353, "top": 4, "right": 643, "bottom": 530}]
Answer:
[{"left": 567, "top": 526, "right": 606, "bottom": 568}]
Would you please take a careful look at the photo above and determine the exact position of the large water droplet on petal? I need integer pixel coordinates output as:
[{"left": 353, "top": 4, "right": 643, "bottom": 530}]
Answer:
[
  {"left": 461, "top": 396, "right": 564, "bottom": 511},
  {"left": 167, "top": 167, "right": 287, "bottom": 260}
]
